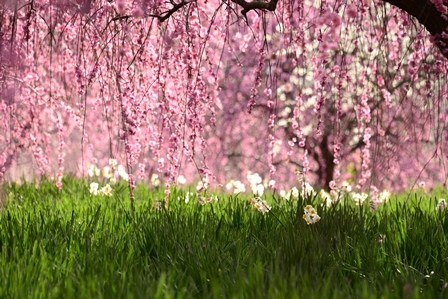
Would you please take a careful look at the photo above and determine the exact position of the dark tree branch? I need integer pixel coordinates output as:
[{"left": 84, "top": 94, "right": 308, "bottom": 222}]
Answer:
[
  {"left": 382, "top": 0, "right": 448, "bottom": 59},
  {"left": 228, "top": 0, "right": 448, "bottom": 59},
  {"left": 111, "top": 0, "right": 193, "bottom": 23},
  {"left": 227, "top": 0, "right": 448, "bottom": 57},
  {"left": 110, "top": 0, "right": 448, "bottom": 59},
  {"left": 148, "top": 0, "right": 193, "bottom": 23},
  {"left": 230, "top": 0, "right": 279, "bottom": 18}
]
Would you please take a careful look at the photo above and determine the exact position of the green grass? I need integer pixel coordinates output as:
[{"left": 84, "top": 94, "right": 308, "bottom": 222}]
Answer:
[{"left": 1, "top": 178, "right": 448, "bottom": 298}]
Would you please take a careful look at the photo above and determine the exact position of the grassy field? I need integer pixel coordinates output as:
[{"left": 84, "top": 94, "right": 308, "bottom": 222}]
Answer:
[{"left": 0, "top": 178, "right": 447, "bottom": 298}]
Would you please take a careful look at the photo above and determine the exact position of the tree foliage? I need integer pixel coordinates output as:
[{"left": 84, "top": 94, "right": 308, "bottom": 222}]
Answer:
[{"left": 0, "top": 0, "right": 447, "bottom": 194}]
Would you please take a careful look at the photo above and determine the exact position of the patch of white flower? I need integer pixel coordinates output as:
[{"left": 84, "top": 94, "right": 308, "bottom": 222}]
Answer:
[
  {"left": 303, "top": 205, "right": 321, "bottom": 224},
  {"left": 117, "top": 165, "right": 129, "bottom": 181},
  {"left": 225, "top": 180, "right": 246, "bottom": 194},
  {"left": 319, "top": 189, "right": 334, "bottom": 207},
  {"left": 436, "top": 198, "right": 446, "bottom": 211},
  {"left": 150, "top": 174, "right": 161, "bottom": 187},
  {"left": 247, "top": 172, "right": 264, "bottom": 196},
  {"left": 352, "top": 192, "right": 368, "bottom": 206},
  {"left": 300, "top": 182, "right": 316, "bottom": 198},
  {"left": 249, "top": 197, "right": 272, "bottom": 214},
  {"left": 89, "top": 182, "right": 99, "bottom": 195},
  {"left": 87, "top": 164, "right": 100, "bottom": 177},
  {"left": 177, "top": 175, "right": 187, "bottom": 185}
]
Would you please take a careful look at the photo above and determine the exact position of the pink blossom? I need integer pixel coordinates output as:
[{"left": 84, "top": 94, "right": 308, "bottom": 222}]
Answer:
[
  {"left": 116, "top": 0, "right": 126, "bottom": 14},
  {"left": 329, "top": 180, "right": 337, "bottom": 190},
  {"left": 132, "top": 6, "right": 144, "bottom": 19},
  {"left": 346, "top": 5, "right": 357, "bottom": 18}
]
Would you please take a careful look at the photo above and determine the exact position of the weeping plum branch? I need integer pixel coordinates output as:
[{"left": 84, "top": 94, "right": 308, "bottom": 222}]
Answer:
[
  {"left": 230, "top": 0, "right": 279, "bottom": 17},
  {"left": 112, "top": 0, "right": 448, "bottom": 59},
  {"left": 153, "top": 0, "right": 448, "bottom": 59},
  {"left": 383, "top": 0, "right": 448, "bottom": 59},
  {"left": 228, "top": 0, "right": 448, "bottom": 59},
  {"left": 112, "top": 0, "right": 195, "bottom": 23},
  {"left": 148, "top": 0, "right": 195, "bottom": 23},
  {"left": 2, "top": 0, "right": 448, "bottom": 191}
]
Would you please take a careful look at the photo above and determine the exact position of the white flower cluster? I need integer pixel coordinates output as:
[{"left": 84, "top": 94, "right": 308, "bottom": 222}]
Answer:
[
  {"left": 249, "top": 197, "right": 272, "bottom": 214},
  {"left": 436, "top": 198, "right": 446, "bottom": 211},
  {"left": 247, "top": 172, "right": 265, "bottom": 196},
  {"left": 280, "top": 182, "right": 316, "bottom": 200},
  {"left": 153, "top": 199, "right": 162, "bottom": 210},
  {"left": 89, "top": 182, "right": 113, "bottom": 197},
  {"left": 303, "top": 205, "right": 321, "bottom": 225},
  {"left": 225, "top": 173, "right": 275, "bottom": 196},
  {"left": 87, "top": 158, "right": 129, "bottom": 183},
  {"left": 319, "top": 189, "right": 335, "bottom": 207},
  {"left": 196, "top": 178, "right": 210, "bottom": 192},
  {"left": 150, "top": 174, "right": 161, "bottom": 187},
  {"left": 175, "top": 191, "right": 218, "bottom": 205},
  {"left": 198, "top": 195, "right": 218, "bottom": 205},
  {"left": 226, "top": 180, "right": 247, "bottom": 194},
  {"left": 352, "top": 192, "right": 368, "bottom": 206},
  {"left": 177, "top": 175, "right": 187, "bottom": 185}
]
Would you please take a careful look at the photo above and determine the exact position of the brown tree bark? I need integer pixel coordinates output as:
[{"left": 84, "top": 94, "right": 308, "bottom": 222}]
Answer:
[
  {"left": 230, "top": 0, "right": 448, "bottom": 59},
  {"left": 380, "top": 0, "right": 448, "bottom": 58}
]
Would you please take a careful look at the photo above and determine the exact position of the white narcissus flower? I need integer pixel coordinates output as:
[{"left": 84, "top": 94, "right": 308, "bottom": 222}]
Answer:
[
  {"left": 378, "top": 190, "right": 391, "bottom": 203},
  {"left": 89, "top": 182, "right": 99, "bottom": 195},
  {"left": 117, "top": 165, "right": 129, "bottom": 181},
  {"left": 102, "top": 166, "right": 113, "bottom": 179},
  {"left": 88, "top": 164, "right": 100, "bottom": 177},
  {"left": 233, "top": 180, "right": 246, "bottom": 194},
  {"left": 253, "top": 184, "right": 264, "bottom": 196},
  {"left": 150, "top": 174, "right": 160, "bottom": 187},
  {"left": 225, "top": 180, "right": 235, "bottom": 191},
  {"left": 247, "top": 172, "right": 263, "bottom": 195},
  {"left": 341, "top": 181, "right": 352, "bottom": 193},
  {"left": 352, "top": 192, "right": 368, "bottom": 206},
  {"left": 301, "top": 182, "right": 316, "bottom": 197},
  {"left": 109, "top": 158, "right": 118, "bottom": 168},
  {"left": 198, "top": 196, "right": 205, "bottom": 205},
  {"left": 291, "top": 187, "right": 299, "bottom": 199},
  {"left": 247, "top": 172, "right": 263, "bottom": 186},
  {"left": 303, "top": 205, "right": 321, "bottom": 225},
  {"left": 196, "top": 178, "right": 209, "bottom": 192},
  {"left": 99, "top": 184, "right": 113, "bottom": 197},
  {"left": 153, "top": 199, "right": 162, "bottom": 210},
  {"left": 177, "top": 175, "right": 187, "bottom": 185},
  {"left": 319, "top": 189, "right": 333, "bottom": 207},
  {"left": 436, "top": 198, "right": 446, "bottom": 211},
  {"left": 279, "top": 189, "right": 287, "bottom": 198},
  {"left": 249, "top": 197, "right": 272, "bottom": 214},
  {"left": 185, "top": 191, "right": 193, "bottom": 204},
  {"left": 178, "top": 192, "right": 194, "bottom": 203}
]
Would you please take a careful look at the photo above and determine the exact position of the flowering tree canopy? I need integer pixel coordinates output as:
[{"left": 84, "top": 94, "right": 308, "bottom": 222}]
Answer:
[{"left": 1, "top": 0, "right": 448, "bottom": 194}]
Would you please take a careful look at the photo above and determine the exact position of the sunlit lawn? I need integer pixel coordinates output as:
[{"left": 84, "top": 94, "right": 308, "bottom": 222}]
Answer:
[{"left": 1, "top": 178, "right": 447, "bottom": 298}]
